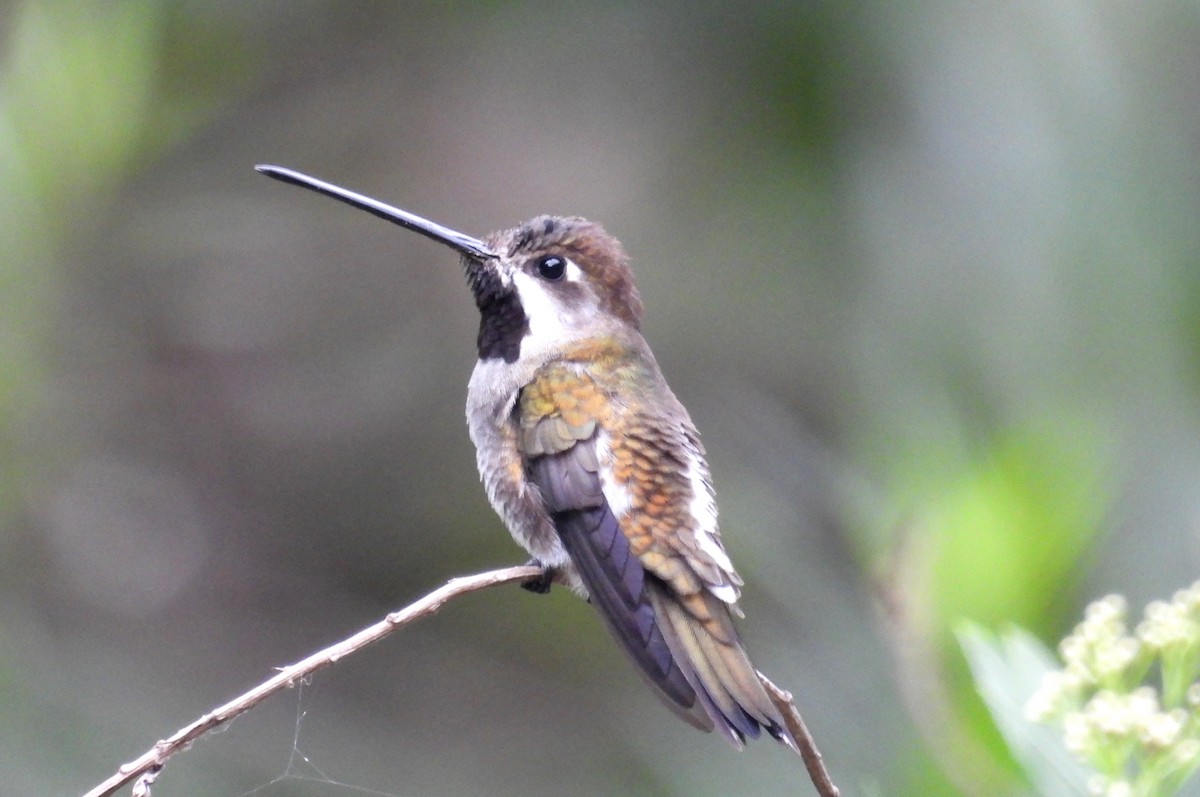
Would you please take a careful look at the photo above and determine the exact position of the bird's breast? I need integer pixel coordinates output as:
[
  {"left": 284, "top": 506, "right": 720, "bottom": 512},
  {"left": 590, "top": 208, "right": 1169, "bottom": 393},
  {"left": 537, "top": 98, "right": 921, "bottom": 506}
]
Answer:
[{"left": 466, "top": 357, "right": 575, "bottom": 574}]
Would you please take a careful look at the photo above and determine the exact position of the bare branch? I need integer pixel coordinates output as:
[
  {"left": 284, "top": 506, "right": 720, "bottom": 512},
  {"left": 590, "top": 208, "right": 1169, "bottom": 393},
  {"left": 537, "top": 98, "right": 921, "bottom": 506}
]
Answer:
[
  {"left": 82, "top": 563, "right": 838, "bottom": 797},
  {"left": 82, "top": 564, "right": 542, "bottom": 797},
  {"left": 759, "top": 672, "right": 841, "bottom": 797}
]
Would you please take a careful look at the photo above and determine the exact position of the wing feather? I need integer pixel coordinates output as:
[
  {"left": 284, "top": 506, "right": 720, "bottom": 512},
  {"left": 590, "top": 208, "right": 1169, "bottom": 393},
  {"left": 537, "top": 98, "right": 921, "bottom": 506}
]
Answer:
[
  {"left": 529, "top": 447, "right": 698, "bottom": 711},
  {"left": 517, "top": 362, "right": 795, "bottom": 749}
]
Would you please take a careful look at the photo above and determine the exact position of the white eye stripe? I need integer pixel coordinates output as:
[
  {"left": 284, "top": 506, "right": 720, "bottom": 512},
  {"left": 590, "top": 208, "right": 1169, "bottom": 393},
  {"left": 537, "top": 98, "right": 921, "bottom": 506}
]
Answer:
[{"left": 564, "top": 257, "right": 583, "bottom": 282}]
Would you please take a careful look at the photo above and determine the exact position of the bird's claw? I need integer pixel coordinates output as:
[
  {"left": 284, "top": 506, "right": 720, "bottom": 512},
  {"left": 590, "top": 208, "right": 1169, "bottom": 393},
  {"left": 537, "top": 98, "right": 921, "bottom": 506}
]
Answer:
[{"left": 521, "top": 559, "right": 555, "bottom": 595}]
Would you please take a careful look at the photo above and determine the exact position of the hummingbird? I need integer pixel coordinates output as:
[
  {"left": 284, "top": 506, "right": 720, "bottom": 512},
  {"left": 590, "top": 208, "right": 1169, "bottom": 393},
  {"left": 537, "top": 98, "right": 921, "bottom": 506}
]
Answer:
[{"left": 256, "top": 165, "right": 797, "bottom": 752}]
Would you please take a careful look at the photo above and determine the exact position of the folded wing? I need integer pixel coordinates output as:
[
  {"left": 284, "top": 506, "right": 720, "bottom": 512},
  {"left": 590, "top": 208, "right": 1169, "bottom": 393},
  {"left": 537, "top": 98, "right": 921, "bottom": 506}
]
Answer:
[{"left": 519, "top": 367, "right": 796, "bottom": 749}]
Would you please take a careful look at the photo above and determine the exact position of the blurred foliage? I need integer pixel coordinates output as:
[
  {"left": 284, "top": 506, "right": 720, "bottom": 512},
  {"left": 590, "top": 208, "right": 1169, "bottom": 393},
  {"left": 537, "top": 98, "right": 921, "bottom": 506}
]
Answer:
[
  {"left": 0, "top": 0, "right": 256, "bottom": 792},
  {"left": 0, "top": 0, "right": 251, "bottom": 520},
  {"left": 960, "top": 625, "right": 1091, "bottom": 797},
  {"left": 870, "top": 417, "right": 1111, "bottom": 793},
  {"left": 1, "top": 2, "right": 1198, "bottom": 796}
]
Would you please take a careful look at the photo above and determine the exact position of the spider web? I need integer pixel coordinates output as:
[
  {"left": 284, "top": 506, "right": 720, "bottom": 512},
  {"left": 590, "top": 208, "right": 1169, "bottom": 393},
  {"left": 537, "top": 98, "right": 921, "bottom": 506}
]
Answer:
[{"left": 234, "top": 677, "right": 404, "bottom": 797}]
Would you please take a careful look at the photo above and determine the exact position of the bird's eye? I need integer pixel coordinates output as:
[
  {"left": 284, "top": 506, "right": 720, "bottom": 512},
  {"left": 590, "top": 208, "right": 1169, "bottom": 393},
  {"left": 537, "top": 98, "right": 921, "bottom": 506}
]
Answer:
[{"left": 536, "top": 254, "right": 567, "bottom": 281}]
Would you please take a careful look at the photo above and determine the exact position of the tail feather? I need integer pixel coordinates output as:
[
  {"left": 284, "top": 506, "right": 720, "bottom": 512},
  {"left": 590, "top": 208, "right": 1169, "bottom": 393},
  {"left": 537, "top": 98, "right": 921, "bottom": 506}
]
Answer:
[
  {"left": 667, "top": 600, "right": 760, "bottom": 741},
  {"left": 648, "top": 581, "right": 796, "bottom": 750}
]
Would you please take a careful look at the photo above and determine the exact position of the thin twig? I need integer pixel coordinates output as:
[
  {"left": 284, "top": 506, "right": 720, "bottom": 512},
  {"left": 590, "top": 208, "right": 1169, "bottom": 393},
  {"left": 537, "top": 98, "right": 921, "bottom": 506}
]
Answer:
[
  {"left": 758, "top": 672, "right": 841, "bottom": 797},
  {"left": 82, "top": 563, "right": 838, "bottom": 797},
  {"left": 82, "top": 564, "right": 542, "bottom": 797}
]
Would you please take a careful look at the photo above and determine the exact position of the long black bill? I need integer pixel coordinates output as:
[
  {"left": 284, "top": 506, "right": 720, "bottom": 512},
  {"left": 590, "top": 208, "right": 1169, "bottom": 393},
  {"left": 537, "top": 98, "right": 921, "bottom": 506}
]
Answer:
[{"left": 255, "top": 165, "right": 497, "bottom": 261}]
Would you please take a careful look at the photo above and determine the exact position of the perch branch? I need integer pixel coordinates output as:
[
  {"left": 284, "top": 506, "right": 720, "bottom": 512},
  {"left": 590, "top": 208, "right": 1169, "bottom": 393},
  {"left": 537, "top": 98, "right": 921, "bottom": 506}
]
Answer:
[
  {"left": 758, "top": 671, "right": 840, "bottom": 797},
  {"left": 82, "top": 563, "right": 837, "bottom": 797},
  {"left": 82, "top": 564, "right": 541, "bottom": 797}
]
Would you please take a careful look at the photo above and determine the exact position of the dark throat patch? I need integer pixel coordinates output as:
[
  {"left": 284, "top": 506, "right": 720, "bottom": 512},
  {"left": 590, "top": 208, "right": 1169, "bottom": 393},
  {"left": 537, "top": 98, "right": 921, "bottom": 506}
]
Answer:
[{"left": 465, "top": 259, "right": 527, "bottom": 362}]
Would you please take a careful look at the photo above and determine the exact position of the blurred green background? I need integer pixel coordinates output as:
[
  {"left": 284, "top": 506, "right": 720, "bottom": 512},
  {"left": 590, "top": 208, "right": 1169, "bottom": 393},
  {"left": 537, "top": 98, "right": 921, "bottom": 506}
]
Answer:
[{"left": 4, "top": 1, "right": 1200, "bottom": 795}]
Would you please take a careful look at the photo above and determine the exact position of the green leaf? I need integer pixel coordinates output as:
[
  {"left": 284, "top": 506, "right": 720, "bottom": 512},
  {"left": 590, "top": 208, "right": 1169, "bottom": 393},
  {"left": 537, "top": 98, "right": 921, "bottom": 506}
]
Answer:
[{"left": 958, "top": 623, "right": 1092, "bottom": 797}]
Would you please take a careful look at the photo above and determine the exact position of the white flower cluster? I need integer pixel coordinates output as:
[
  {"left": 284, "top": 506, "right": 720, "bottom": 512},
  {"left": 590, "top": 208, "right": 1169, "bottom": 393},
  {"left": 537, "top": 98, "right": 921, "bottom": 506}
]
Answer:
[
  {"left": 1138, "top": 585, "right": 1200, "bottom": 660},
  {"left": 1024, "top": 585, "right": 1200, "bottom": 797},
  {"left": 1025, "top": 595, "right": 1143, "bottom": 723}
]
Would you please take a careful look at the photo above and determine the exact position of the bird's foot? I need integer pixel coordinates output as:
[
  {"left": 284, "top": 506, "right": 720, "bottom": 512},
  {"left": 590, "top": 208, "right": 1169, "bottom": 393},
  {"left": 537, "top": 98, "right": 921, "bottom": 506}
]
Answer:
[{"left": 520, "top": 559, "right": 555, "bottom": 595}]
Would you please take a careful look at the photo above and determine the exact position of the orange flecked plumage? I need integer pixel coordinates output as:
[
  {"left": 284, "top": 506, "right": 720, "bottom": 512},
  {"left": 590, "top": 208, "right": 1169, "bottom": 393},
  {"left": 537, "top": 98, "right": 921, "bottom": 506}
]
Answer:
[{"left": 515, "top": 342, "right": 737, "bottom": 639}]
